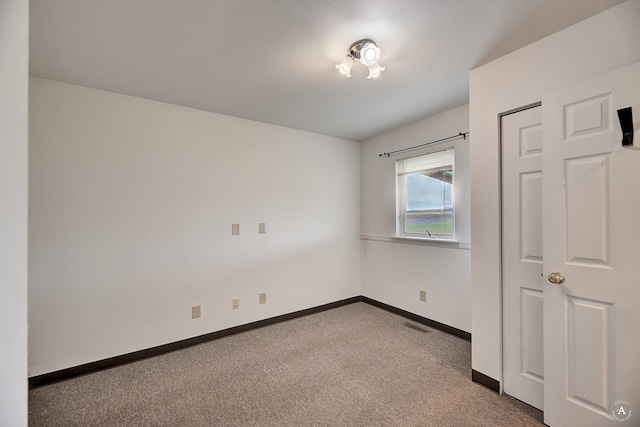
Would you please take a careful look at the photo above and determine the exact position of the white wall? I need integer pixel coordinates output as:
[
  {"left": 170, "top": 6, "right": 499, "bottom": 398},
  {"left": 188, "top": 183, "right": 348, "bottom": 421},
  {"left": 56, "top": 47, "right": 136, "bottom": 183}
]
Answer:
[
  {"left": 470, "top": 0, "right": 640, "bottom": 383},
  {"left": 28, "top": 78, "right": 361, "bottom": 376},
  {"left": 360, "top": 105, "right": 471, "bottom": 332},
  {"left": 0, "top": 0, "right": 29, "bottom": 425}
]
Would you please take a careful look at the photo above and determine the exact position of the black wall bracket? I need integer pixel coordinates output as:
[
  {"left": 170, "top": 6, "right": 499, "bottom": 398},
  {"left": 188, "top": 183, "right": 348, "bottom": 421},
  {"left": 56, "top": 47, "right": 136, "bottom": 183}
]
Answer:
[{"left": 617, "top": 107, "right": 634, "bottom": 146}]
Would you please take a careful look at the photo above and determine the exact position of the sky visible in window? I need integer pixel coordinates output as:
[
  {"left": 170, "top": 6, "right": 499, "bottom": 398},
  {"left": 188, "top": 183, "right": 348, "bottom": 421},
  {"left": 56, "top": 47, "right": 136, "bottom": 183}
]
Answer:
[{"left": 406, "top": 174, "right": 452, "bottom": 211}]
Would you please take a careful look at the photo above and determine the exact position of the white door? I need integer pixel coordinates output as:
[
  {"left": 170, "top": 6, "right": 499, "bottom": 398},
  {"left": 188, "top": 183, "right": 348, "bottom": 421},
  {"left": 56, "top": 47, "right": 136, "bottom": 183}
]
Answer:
[
  {"left": 543, "top": 62, "right": 640, "bottom": 426},
  {"left": 502, "top": 106, "right": 544, "bottom": 410}
]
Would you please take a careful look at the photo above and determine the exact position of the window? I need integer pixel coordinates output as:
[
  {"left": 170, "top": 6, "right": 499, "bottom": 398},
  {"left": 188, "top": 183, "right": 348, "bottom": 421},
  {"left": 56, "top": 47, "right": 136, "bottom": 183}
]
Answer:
[{"left": 396, "top": 148, "right": 455, "bottom": 240}]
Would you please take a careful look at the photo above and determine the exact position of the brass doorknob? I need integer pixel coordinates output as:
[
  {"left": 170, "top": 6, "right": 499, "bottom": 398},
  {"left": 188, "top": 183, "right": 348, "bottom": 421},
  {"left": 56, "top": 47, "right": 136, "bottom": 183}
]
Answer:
[{"left": 548, "top": 272, "right": 565, "bottom": 284}]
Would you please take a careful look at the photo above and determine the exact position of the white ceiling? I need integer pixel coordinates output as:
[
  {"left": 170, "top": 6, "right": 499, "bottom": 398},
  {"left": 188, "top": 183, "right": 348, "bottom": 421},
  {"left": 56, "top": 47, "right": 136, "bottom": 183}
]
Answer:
[{"left": 30, "top": 0, "right": 625, "bottom": 141}]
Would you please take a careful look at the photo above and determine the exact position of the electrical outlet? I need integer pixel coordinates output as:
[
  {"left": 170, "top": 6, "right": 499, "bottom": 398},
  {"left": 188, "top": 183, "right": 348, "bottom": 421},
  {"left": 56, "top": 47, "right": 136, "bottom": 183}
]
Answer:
[
  {"left": 259, "top": 222, "right": 266, "bottom": 234},
  {"left": 259, "top": 292, "right": 267, "bottom": 304},
  {"left": 192, "top": 305, "right": 201, "bottom": 318},
  {"left": 232, "top": 298, "right": 240, "bottom": 310},
  {"left": 419, "top": 290, "right": 427, "bottom": 302},
  {"left": 232, "top": 224, "right": 240, "bottom": 235}
]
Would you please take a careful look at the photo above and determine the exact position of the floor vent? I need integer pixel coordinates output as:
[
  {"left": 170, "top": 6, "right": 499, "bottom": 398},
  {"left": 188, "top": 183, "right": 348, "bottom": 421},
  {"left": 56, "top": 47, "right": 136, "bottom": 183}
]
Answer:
[{"left": 403, "top": 322, "right": 430, "bottom": 333}]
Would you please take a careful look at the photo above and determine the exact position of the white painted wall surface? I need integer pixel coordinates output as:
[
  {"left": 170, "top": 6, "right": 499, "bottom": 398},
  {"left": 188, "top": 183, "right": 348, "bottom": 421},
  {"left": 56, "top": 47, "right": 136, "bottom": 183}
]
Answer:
[
  {"left": 29, "top": 78, "right": 361, "bottom": 376},
  {"left": 0, "top": 0, "right": 29, "bottom": 425},
  {"left": 470, "top": 0, "right": 640, "bottom": 383},
  {"left": 361, "top": 105, "right": 471, "bottom": 332}
]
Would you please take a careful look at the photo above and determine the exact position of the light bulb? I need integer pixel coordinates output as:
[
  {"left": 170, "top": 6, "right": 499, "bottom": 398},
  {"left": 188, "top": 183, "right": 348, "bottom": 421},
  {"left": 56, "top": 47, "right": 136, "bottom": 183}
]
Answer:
[
  {"left": 335, "top": 57, "right": 354, "bottom": 77},
  {"left": 363, "top": 47, "right": 376, "bottom": 61},
  {"left": 358, "top": 42, "right": 380, "bottom": 66},
  {"left": 367, "top": 62, "right": 385, "bottom": 79}
]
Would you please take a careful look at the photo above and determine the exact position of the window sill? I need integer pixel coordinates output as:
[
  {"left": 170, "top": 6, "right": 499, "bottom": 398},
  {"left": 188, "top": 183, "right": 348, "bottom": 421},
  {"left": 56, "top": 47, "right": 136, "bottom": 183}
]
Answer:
[
  {"left": 392, "top": 235, "right": 458, "bottom": 244},
  {"left": 360, "top": 234, "right": 470, "bottom": 250}
]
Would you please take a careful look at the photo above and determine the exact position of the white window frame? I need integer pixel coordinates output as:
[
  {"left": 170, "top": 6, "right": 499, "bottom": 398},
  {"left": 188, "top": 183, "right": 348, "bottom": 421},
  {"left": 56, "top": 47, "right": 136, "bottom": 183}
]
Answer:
[{"left": 396, "top": 148, "right": 455, "bottom": 241}]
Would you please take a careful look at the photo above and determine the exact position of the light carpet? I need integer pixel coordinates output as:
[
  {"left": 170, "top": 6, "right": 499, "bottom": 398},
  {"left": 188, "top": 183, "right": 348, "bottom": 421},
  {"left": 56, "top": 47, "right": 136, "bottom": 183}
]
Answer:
[{"left": 29, "top": 302, "right": 544, "bottom": 426}]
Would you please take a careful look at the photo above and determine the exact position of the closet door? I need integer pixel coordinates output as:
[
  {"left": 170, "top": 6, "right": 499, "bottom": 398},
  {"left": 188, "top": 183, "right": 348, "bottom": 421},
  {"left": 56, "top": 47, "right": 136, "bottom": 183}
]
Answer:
[{"left": 502, "top": 105, "right": 544, "bottom": 410}]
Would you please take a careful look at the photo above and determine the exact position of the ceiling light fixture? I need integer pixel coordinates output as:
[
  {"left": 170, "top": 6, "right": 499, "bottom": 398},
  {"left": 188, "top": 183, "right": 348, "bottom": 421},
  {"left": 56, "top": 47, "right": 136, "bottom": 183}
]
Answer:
[{"left": 335, "top": 39, "right": 385, "bottom": 79}]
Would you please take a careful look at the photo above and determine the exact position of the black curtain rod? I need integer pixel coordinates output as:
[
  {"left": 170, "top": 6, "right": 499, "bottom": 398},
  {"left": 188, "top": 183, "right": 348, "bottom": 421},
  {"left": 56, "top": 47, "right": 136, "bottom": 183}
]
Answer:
[{"left": 378, "top": 131, "right": 469, "bottom": 158}]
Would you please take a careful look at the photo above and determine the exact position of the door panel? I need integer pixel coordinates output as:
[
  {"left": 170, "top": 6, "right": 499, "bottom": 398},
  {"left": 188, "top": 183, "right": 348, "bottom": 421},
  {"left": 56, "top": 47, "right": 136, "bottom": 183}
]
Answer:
[
  {"left": 521, "top": 172, "right": 543, "bottom": 261},
  {"left": 564, "top": 94, "right": 611, "bottom": 140},
  {"left": 543, "top": 62, "right": 640, "bottom": 426},
  {"left": 520, "top": 288, "right": 543, "bottom": 381},
  {"left": 565, "top": 154, "right": 611, "bottom": 266},
  {"left": 502, "top": 106, "right": 544, "bottom": 410},
  {"left": 566, "top": 296, "right": 614, "bottom": 413}
]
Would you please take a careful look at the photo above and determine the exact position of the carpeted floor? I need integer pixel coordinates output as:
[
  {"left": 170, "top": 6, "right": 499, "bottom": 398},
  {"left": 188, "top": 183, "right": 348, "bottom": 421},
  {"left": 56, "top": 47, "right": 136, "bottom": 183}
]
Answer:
[{"left": 29, "top": 302, "right": 544, "bottom": 426}]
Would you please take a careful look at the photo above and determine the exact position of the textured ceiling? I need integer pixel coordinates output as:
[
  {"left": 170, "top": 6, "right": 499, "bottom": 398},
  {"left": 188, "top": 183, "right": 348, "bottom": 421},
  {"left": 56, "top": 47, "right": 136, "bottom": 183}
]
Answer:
[{"left": 29, "top": 0, "right": 626, "bottom": 141}]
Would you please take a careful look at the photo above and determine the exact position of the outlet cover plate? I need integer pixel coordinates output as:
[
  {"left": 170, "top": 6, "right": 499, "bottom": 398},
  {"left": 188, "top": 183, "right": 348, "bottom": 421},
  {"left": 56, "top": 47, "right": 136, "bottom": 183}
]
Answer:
[
  {"left": 192, "top": 305, "right": 201, "bottom": 318},
  {"left": 419, "top": 290, "right": 427, "bottom": 302}
]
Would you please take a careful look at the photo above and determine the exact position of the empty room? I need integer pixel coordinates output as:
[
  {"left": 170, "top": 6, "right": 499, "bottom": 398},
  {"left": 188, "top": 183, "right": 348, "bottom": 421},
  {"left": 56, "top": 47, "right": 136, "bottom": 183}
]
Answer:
[{"left": 2, "top": 1, "right": 640, "bottom": 426}]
